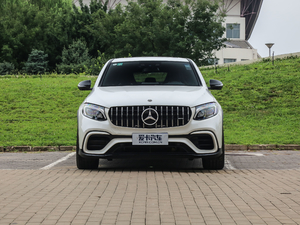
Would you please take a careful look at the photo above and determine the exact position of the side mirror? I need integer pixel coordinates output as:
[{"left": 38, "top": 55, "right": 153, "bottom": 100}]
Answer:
[
  {"left": 78, "top": 80, "right": 92, "bottom": 90},
  {"left": 209, "top": 79, "right": 223, "bottom": 90}
]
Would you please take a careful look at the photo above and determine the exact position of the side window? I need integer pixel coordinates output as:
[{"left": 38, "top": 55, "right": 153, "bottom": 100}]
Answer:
[{"left": 226, "top": 23, "right": 240, "bottom": 39}]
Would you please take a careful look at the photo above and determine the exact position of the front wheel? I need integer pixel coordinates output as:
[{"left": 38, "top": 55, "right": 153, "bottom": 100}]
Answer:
[
  {"left": 202, "top": 130, "right": 225, "bottom": 170},
  {"left": 202, "top": 151, "right": 224, "bottom": 170},
  {"left": 76, "top": 134, "right": 99, "bottom": 170}
]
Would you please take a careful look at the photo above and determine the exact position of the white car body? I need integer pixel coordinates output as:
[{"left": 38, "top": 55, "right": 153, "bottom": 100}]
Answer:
[{"left": 77, "top": 57, "right": 224, "bottom": 169}]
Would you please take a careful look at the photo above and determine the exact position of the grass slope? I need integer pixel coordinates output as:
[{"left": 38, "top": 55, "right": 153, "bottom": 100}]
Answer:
[
  {"left": 201, "top": 57, "right": 300, "bottom": 145},
  {"left": 0, "top": 75, "right": 97, "bottom": 147},
  {"left": 0, "top": 57, "right": 299, "bottom": 146}
]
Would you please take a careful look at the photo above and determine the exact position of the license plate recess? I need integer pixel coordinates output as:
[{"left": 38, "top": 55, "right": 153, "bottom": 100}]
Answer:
[{"left": 132, "top": 133, "right": 168, "bottom": 145}]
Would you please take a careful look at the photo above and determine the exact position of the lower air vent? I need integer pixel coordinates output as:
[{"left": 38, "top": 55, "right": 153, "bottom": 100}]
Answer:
[
  {"left": 87, "top": 135, "right": 110, "bottom": 150},
  {"left": 190, "top": 134, "right": 214, "bottom": 150}
]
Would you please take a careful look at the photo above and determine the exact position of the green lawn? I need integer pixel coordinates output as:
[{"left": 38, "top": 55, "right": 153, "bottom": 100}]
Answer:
[
  {"left": 0, "top": 57, "right": 299, "bottom": 146},
  {"left": 201, "top": 57, "right": 300, "bottom": 145},
  {"left": 0, "top": 75, "right": 97, "bottom": 146}
]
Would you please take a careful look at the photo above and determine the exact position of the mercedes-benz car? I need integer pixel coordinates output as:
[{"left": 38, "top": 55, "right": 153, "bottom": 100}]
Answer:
[{"left": 77, "top": 57, "right": 224, "bottom": 170}]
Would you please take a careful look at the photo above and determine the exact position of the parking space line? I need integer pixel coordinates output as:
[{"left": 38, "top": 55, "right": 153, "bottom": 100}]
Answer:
[
  {"left": 226, "top": 152, "right": 264, "bottom": 157},
  {"left": 225, "top": 158, "right": 236, "bottom": 170},
  {"left": 40, "top": 152, "right": 76, "bottom": 170}
]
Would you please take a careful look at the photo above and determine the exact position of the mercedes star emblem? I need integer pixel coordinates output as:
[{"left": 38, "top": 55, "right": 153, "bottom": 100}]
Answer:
[{"left": 141, "top": 108, "right": 159, "bottom": 126}]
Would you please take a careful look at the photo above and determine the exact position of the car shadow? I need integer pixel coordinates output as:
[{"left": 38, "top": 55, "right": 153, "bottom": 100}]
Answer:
[{"left": 95, "top": 157, "right": 207, "bottom": 172}]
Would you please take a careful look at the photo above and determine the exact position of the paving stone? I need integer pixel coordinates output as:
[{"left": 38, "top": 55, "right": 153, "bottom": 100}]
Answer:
[{"left": 1, "top": 151, "right": 300, "bottom": 225}]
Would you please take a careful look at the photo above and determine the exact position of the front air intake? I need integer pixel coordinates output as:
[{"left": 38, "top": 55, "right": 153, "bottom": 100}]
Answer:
[{"left": 109, "top": 106, "right": 191, "bottom": 128}]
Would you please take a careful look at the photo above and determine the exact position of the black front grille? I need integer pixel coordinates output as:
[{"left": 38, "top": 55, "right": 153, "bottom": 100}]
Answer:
[
  {"left": 109, "top": 106, "right": 191, "bottom": 128},
  {"left": 110, "top": 143, "right": 191, "bottom": 154}
]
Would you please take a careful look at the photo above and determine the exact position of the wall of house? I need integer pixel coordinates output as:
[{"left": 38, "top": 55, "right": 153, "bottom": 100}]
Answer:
[
  {"left": 225, "top": 0, "right": 240, "bottom": 16},
  {"left": 215, "top": 47, "right": 258, "bottom": 64},
  {"left": 223, "top": 16, "right": 246, "bottom": 40},
  {"left": 214, "top": 0, "right": 259, "bottom": 65}
]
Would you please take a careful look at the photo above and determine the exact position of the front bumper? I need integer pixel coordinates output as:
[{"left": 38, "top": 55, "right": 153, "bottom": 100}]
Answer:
[
  {"left": 78, "top": 131, "right": 223, "bottom": 160},
  {"left": 78, "top": 105, "right": 223, "bottom": 160}
]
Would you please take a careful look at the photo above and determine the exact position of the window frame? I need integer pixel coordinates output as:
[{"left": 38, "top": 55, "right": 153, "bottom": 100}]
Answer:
[
  {"left": 99, "top": 61, "right": 202, "bottom": 87},
  {"left": 226, "top": 23, "right": 240, "bottom": 39}
]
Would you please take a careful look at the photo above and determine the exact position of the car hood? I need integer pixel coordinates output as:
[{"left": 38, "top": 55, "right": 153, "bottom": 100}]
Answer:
[{"left": 84, "top": 86, "right": 216, "bottom": 108}]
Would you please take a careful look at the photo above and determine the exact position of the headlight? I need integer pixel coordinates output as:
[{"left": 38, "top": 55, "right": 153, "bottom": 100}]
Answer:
[
  {"left": 194, "top": 102, "right": 218, "bottom": 120},
  {"left": 82, "top": 103, "right": 106, "bottom": 121}
]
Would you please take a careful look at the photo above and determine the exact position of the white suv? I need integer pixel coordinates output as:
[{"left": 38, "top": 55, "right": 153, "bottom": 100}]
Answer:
[{"left": 77, "top": 57, "right": 224, "bottom": 170}]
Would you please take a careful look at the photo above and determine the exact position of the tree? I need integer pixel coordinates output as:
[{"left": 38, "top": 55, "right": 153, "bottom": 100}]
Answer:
[
  {"left": 57, "top": 39, "right": 92, "bottom": 74},
  {"left": 113, "top": 0, "right": 226, "bottom": 65},
  {"left": 0, "top": 61, "right": 15, "bottom": 75},
  {"left": 0, "top": 0, "right": 73, "bottom": 70},
  {"left": 24, "top": 49, "right": 48, "bottom": 74},
  {"left": 70, "top": 0, "right": 125, "bottom": 58}
]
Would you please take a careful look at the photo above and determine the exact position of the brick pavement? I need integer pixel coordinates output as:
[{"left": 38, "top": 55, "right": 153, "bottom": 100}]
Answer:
[{"left": 1, "top": 164, "right": 300, "bottom": 225}]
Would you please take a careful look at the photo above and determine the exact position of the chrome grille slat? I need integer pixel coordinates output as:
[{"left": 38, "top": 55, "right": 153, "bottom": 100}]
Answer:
[
  {"left": 171, "top": 106, "right": 173, "bottom": 127},
  {"left": 160, "top": 106, "right": 163, "bottom": 128},
  {"left": 109, "top": 106, "right": 191, "bottom": 128},
  {"left": 182, "top": 106, "right": 185, "bottom": 126},
  {"left": 155, "top": 106, "right": 158, "bottom": 128},
  {"left": 166, "top": 106, "right": 168, "bottom": 127},
  {"left": 116, "top": 107, "right": 118, "bottom": 126},
  {"left": 121, "top": 107, "right": 123, "bottom": 126},
  {"left": 132, "top": 106, "right": 134, "bottom": 128},
  {"left": 126, "top": 107, "right": 128, "bottom": 127},
  {"left": 177, "top": 106, "right": 179, "bottom": 126}
]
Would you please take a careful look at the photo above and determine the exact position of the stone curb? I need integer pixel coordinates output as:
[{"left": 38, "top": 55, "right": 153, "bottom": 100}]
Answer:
[
  {"left": 0, "top": 145, "right": 300, "bottom": 152},
  {"left": 0, "top": 146, "right": 76, "bottom": 152},
  {"left": 0, "top": 144, "right": 300, "bottom": 152},
  {"left": 225, "top": 144, "right": 300, "bottom": 151}
]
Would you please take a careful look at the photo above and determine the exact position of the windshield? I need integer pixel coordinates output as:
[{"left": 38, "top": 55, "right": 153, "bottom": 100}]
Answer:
[{"left": 100, "top": 61, "right": 201, "bottom": 86}]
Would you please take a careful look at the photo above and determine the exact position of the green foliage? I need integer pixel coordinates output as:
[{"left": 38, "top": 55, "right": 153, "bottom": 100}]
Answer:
[
  {"left": 57, "top": 39, "right": 92, "bottom": 74},
  {"left": 0, "top": 61, "right": 15, "bottom": 75},
  {"left": 113, "top": 0, "right": 226, "bottom": 65},
  {"left": 0, "top": 0, "right": 73, "bottom": 70},
  {"left": 71, "top": 0, "right": 125, "bottom": 58},
  {"left": 84, "top": 51, "right": 110, "bottom": 75},
  {"left": 0, "top": 0, "right": 226, "bottom": 73},
  {"left": 24, "top": 49, "right": 48, "bottom": 74}
]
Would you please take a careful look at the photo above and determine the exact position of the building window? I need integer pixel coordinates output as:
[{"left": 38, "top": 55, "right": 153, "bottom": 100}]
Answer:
[
  {"left": 226, "top": 24, "right": 240, "bottom": 38},
  {"left": 206, "top": 58, "right": 219, "bottom": 65},
  {"left": 224, "top": 58, "right": 236, "bottom": 64}
]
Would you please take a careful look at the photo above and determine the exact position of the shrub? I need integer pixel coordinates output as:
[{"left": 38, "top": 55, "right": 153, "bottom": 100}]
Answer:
[
  {"left": 84, "top": 51, "right": 110, "bottom": 75},
  {"left": 57, "top": 39, "right": 91, "bottom": 74},
  {"left": 24, "top": 49, "right": 48, "bottom": 74},
  {"left": 0, "top": 61, "right": 15, "bottom": 75}
]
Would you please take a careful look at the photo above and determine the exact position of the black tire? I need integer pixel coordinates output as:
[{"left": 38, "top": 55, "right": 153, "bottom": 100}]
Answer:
[
  {"left": 202, "top": 151, "right": 224, "bottom": 170},
  {"left": 202, "top": 130, "right": 225, "bottom": 170},
  {"left": 76, "top": 133, "right": 99, "bottom": 170}
]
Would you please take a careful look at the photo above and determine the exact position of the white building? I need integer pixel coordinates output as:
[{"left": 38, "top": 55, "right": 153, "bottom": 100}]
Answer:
[{"left": 215, "top": 0, "right": 263, "bottom": 64}]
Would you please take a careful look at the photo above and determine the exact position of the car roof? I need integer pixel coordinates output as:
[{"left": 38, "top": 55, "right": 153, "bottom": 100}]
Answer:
[{"left": 111, "top": 57, "right": 190, "bottom": 63}]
